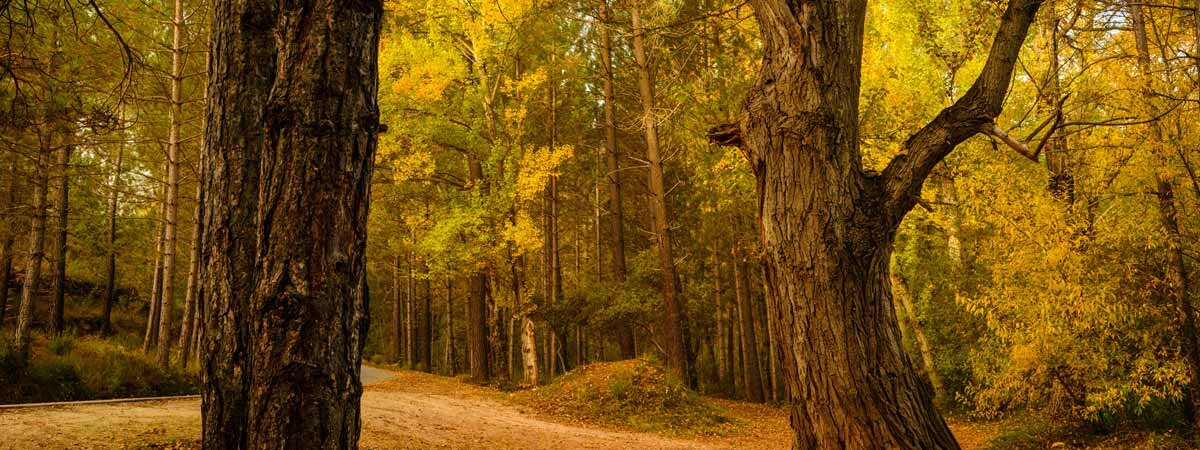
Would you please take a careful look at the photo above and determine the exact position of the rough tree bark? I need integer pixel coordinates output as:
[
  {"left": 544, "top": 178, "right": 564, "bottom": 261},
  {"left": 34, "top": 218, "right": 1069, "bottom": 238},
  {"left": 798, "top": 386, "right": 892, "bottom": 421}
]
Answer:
[
  {"left": 199, "top": 0, "right": 382, "bottom": 448},
  {"left": 467, "top": 156, "right": 492, "bottom": 384},
  {"left": 630, "top": 0, "right": 691, "bottom": 384},
  {"left": 49, "top": 140, "right": 70, "bottom": 336},
  {"left": 711, "top": 0, "right": 1041, "bottom": 446}
]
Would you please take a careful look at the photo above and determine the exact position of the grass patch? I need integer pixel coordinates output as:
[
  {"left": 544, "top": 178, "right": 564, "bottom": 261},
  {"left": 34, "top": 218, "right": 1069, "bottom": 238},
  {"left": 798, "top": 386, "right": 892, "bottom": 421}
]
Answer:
[
  {"left": 513, "top": 359, "right": 731, "bottom": 436},
  {"left": 0, "top": 333, "right": 198, "bottom": 404}
]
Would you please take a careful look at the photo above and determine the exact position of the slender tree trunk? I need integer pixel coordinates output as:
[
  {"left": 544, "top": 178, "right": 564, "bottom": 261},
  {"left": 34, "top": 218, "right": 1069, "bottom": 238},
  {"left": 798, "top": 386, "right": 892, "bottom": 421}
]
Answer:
[
  {"left": 49, "top": 140, "right": 70, "bottom": 336},
  {"left": 200, "top": 1, "right": 382, "bottom": 447},
  {"left": 406, "top": 250, "right": 415, "bottom": 367},
  {"left": 0, "top": 156, "right": 15, "bottom": 326},
  {"left": 1131, "top": 4, "right": 1200, "bottom": 435},
  {"left": 12, "top": 144, "right": 50, "bottom": 365},
  {"left": 143, "top": 205, "right": 164, "bottom": 353},
  {"left": 101, "top": 128, "right": 124, "bottom": 335},
  {"left": 1039, "top": 4, "right": 1073, "bottom": 204},
  {"left": 155, "top": 0, "right": 185, "bottom": 368},
  {"left": 445, "top": 278, "right": 457, "bottom": 374},
  {"left": 392, "top": 255, "right": 402, "bottom": 363},
  {"left": 712, "top": 244, "right": 730, "bottom": 388},
  {"left": 630, "top": 0, "right": 691, "bottom": 384},
  {"left": 712, "top": 0, "right": 1040, "bottom": 446},
  {"left": 176, "top": 154, "right": 204, "bottom": 367},
  {"left": 732, "top": 253, "right": 763, "bottom": 402},
  {"left": 760, "top": 261, "right": 779, "bottom": 402},
  {"left": 891, "top": 266, "right": 946, "bottom": 402},
  {"left": 599, "top": 0, "right": 635, "bottom": 359},
  {"left": 419, "top": 262, "right": 432, "bottom": 372}
]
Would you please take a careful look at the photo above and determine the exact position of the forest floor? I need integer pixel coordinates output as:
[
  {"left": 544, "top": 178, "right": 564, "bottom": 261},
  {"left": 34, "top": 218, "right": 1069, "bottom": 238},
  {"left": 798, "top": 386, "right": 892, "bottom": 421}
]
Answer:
[{"left": 0, "top": 365, "right": 997, "bottom": 450}]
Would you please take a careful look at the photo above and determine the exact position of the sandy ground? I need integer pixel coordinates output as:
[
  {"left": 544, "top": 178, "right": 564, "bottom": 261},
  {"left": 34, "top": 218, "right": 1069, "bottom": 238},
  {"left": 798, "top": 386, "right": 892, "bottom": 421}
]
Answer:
[{"left": 0, "top": 366, "right": 988, "bottom": 450}]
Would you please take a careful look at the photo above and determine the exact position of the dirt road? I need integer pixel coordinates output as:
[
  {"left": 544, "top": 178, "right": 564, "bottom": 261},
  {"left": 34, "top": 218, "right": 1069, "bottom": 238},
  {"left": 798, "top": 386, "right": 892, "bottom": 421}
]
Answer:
[{"left": 0, "top": 367, "right": 985, "bottom": 450}]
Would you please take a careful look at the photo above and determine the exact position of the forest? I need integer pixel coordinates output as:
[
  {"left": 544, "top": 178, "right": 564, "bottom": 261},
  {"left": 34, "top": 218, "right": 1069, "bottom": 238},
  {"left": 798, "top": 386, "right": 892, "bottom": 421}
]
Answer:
[{"left": 1, "top": 0, "right": 1199, "bottom": 448}]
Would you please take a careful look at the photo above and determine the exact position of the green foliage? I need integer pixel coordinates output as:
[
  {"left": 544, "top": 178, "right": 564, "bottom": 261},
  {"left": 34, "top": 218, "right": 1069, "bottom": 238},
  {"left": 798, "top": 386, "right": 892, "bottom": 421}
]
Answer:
[{"left": 0, "top": 334, "right": 198, "bottom": 404}]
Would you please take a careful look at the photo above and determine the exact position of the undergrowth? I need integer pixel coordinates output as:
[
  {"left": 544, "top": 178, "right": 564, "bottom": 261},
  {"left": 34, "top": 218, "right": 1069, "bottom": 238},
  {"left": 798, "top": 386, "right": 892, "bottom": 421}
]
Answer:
[{"left": 514, "top": 359, "right": 731, "bottom": 436}]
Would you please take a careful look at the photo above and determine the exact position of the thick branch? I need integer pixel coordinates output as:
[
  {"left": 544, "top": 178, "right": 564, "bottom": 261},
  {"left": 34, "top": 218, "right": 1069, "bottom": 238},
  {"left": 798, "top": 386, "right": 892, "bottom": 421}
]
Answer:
[{"left": 881, "top": 0, "right": 1043, "bottom": 222}]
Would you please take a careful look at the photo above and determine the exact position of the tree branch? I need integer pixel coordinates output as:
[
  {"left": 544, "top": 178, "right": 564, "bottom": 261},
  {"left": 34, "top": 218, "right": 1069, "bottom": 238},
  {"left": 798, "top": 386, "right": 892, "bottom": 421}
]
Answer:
[{"left": 880, "top": 0, "right": 1043, "bottom": 223}]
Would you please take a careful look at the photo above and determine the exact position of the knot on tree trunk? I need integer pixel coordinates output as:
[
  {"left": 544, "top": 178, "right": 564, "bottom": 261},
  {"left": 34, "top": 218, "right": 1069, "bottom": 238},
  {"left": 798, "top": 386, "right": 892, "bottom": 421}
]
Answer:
[{"left": 707, "top": 123, "right": 743, "bottom": 148}]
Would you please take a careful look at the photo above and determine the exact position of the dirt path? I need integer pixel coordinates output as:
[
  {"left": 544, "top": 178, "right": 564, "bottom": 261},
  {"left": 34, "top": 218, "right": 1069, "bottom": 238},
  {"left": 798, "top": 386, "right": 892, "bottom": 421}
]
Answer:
[{"left": 0, "top": 367, "right": 990, "bottom": 450}]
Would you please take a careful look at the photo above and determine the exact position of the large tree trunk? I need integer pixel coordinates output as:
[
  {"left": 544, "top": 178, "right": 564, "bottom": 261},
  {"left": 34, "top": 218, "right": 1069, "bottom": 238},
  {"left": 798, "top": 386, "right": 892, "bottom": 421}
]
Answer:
[
  {"left": 466, "top": 155, "right": 492, "bottom": 383},
  {"left": 732, "top": 253, "right": 763, "bottom": 403},
  {"left": 49, "top": 140, "right": 70, "bottom": 336},
  {"left": 713, "top": 0, "right": 1040, "bottom": 446},
  {"left": 12, "top": 145, "right": 49, "bottom": 365},
  {"left": 156, "top": 0, "right": 185, "bottom": 368},
  {"left": 199, "top": 1, "right": 382, "bottom": 448},
  {"left": 1130, "top": 4, "right": 1200, "bottom": 435},
  {"left": 630, "top": 0, "right": 691, "bottom": 384},
  {"left": 101, "top": 127, "right": 124, "bottom": 335},
  {"left": 598, "top": 0, "right": 636, "bottom": 360}
]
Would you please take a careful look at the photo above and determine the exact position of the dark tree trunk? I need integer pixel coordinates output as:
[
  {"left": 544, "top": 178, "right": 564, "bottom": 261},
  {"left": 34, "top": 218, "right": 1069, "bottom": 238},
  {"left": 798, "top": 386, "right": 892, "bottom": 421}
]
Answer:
[
  {"left": 713, "top": 0, "right": 1041, "bottom": 446},
  {"left": 418, "top": 261, "right": 432, "bottom": 372},
  {"left": 101, "top": 131, "right": 124, "bottom": 335},
  {"left": 468, "top": 270, "right": 491, "bottom": 383},
  {"left": 467, "top": 156, "right": 491, "bottom": 383},
  {"left": 49, "top": 141, "right": 70, "bottom": 336},
  {"left": 445, "top": 278, "right": 457, "bottom": 375},
  {"left": 598, "top": 0, "right": 636, "bottom": 360},
  {"left": 200, "top": 1, "right": 382, "bottom": 448},
  {"left": 392, "top": 254, "right": 402, "bottom": 363},
  {"left": 0, "top": 159, "right": 18, "bottom": 326},
  {"left": 732, "top": 254, "right": 763, "bottom": 402}
]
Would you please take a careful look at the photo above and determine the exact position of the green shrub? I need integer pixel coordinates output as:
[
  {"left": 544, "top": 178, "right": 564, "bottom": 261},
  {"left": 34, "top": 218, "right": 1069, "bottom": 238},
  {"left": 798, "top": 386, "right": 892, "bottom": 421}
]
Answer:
[{"left": 0, "top": 333, "right": 198, "bottom": 404}]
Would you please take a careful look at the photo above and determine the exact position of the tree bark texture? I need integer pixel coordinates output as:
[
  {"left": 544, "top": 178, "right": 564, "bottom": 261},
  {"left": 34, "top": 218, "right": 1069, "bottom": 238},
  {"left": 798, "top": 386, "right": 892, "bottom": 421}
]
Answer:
[
  {"left": 199, "top": 0, "right": 382, "bottom": 448},
  {"left": 719, "top": 0, "right": 1042, "bottom": 446},
  {"left": 143, "top": 201, "right": 165, "bottom": 353}
]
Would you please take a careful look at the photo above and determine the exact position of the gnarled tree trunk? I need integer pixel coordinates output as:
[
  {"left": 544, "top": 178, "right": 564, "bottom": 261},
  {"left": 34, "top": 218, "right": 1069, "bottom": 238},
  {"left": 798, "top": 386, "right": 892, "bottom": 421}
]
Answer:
[
  {"left": 713, "top": 0, "right": 1041, "bottom": 446},
  {"left": 200, "top": 0, "right": 382, "bottom": 448}
]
